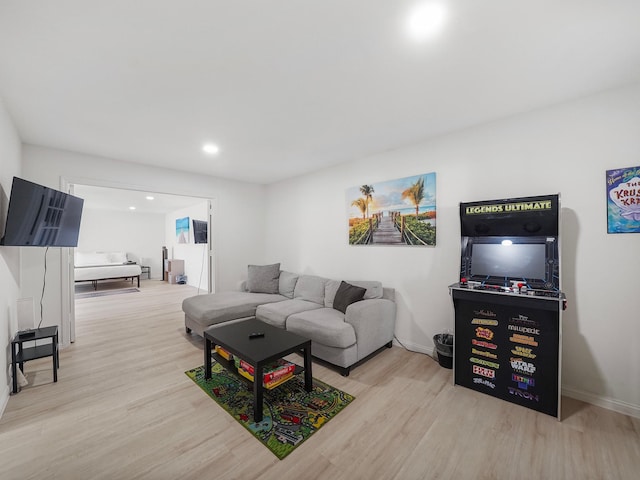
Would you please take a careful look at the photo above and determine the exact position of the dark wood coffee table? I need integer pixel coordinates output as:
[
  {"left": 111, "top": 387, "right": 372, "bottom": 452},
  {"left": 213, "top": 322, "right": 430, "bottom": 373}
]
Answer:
[{"left": 203, "top": 318, "right": 312, "bottom": 422}]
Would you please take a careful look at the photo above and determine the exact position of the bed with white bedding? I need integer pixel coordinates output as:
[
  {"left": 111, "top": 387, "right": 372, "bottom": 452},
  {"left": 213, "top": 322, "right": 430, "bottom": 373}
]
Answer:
[{"left": 74, "top": 252, "right": 142, "bottom": 290}]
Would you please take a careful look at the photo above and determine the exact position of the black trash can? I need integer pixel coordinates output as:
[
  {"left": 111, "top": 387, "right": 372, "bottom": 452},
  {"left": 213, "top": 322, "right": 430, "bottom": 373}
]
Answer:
[{"left": 433, "top": 333, "right": 454, "bottom": 369}]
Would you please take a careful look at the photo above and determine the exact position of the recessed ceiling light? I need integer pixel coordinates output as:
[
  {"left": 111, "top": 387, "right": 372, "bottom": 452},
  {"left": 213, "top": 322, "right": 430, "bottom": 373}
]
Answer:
[
  {"left": 407, "top": 3, "right": 447, "bottom": 41},
  {"left": 202, "top": 143, "right": 220, "bottom": 155},
  {"left": 146, "top": 196, "right": 154, "bottom": 200},
  {"left": 129, "top": 206, "right": 136, "bottom": 210}
]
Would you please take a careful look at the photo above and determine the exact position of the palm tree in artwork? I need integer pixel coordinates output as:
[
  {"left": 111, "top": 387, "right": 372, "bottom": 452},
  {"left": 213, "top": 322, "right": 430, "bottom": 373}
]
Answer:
[
  {"left": 359, "top": 185, "right": 375, "bottom": 218},
  {"left": 351, "top": 198, "right": 368, "bottom": 219},
  {"left": 401, "top": 177, "right": 425, "bottom": 218}
]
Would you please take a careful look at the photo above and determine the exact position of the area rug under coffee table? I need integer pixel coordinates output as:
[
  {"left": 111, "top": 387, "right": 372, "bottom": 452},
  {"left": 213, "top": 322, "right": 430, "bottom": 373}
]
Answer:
[{"left": 185, "top": 359, "right": 355, "bottom": 459}]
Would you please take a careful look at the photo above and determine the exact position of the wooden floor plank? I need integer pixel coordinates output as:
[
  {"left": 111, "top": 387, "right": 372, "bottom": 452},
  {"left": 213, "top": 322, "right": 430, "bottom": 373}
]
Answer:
[{"left": 1, "top": 280, "right": 638, "bottom": 479}]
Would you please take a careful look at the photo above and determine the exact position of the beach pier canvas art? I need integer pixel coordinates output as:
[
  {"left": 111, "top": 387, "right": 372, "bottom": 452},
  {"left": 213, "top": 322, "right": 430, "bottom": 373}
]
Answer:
[
  {"left": 347, "top": 172, "right": 436, "bottom": 246},
  {"left": 176, "top": 217, "right": 190, "bottom": 243}
]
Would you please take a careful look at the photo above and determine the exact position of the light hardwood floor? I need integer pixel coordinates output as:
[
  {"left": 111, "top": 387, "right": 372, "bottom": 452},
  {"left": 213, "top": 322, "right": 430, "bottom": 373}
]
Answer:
[{"left": 1, "top": 280, "right": 638, "bottom": 479}]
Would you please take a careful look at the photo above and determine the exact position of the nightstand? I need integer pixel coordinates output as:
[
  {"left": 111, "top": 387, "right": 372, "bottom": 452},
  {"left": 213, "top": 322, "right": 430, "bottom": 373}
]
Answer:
[{"left": 140, "top": 265, "right": 151, "bottom": 279}]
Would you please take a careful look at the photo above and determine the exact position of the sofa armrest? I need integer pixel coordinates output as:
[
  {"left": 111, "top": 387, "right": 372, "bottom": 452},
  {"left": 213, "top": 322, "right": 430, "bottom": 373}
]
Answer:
[{"left": 345, "top": 298, "right": 396, "bottom": 361}]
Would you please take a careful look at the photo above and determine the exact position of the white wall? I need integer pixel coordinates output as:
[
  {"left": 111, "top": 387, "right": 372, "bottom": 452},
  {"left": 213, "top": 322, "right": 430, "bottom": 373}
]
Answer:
[
  {"left": 0, "top": 98, "right": 22, "bottom": 415},
  {"left": 21, "top": 146, "right": 267, "bottom": 346},
  {"left": 11, "top": 85, "right": 640, "bottom": 417},
  {"left": 77, "top": 208, "right": 165, "bottom": 280},
  {"left": 165, "top": 201, "right": 210, "bottom": 291},
  {"left": 265, "top": 83, "right": 640, "bottom": 417}
]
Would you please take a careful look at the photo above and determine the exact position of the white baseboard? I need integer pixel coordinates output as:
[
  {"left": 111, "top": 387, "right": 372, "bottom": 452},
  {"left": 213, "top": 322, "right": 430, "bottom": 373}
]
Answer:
[
  {"left": 395, "top": 339, "right": 640, "bottom": 419},
  {"left": 562, "top": 386, "right": 640, "bottom": 419},
  {"left": 393, "top": 337, "right": 436, "bottom": 359}
]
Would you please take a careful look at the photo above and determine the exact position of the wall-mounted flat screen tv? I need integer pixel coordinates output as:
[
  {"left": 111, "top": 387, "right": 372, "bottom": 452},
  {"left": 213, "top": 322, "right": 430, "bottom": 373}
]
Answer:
[
  {"left": 0, "top": 177, "right": 84, "bottom": 247},
  {"left": 192, "top": 219, "right": 208, "bottom": 244}
]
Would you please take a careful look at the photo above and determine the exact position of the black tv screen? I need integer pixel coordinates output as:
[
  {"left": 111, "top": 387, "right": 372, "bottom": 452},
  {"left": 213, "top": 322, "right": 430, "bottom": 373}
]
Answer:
[
  {"left": 460, "top": 235, "right": 559, "bottom": 289},
  {"left": 192, "top": 219, "right": 207, "bottom": 244},
  {"left": 470, "top": 243, "right": 546, "bottom": 279},
  {"left": 0, "top": 177, "right": 84, "bottom": 247}
]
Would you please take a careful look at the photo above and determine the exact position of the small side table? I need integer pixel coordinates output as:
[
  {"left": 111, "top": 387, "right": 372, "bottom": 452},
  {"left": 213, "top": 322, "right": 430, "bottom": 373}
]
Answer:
[
  {"left": 11, "top": 326, "right": 59, "bottom": 394},
  {"left": 140, "top": 265, "right": 151, "bottom": 279}
]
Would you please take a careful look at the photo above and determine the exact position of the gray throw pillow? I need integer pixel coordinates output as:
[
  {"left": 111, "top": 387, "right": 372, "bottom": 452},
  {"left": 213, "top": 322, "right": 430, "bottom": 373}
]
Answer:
[
  {"left": 247, "top": 263, "right": 281, "bottom": 294},
  {"left": 332, "top": 281, "right": 366, "bottom": 314}
]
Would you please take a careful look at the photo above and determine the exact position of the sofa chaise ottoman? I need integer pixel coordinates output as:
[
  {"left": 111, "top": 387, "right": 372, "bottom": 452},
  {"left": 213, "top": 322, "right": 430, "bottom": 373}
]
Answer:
[{"left": 182, "top": 264, "right": 396, "bottom": 375}]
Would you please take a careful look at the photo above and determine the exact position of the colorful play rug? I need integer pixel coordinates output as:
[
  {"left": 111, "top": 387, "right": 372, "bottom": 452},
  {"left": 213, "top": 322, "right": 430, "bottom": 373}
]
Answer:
[{"left": 185, "top": 360, "right": 355, "bottom": 459}]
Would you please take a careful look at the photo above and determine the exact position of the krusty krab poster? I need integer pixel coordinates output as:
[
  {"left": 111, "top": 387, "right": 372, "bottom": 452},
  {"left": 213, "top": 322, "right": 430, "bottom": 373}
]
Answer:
[{"left": 607, "top": 165, "right": 640, "bottom": 233}]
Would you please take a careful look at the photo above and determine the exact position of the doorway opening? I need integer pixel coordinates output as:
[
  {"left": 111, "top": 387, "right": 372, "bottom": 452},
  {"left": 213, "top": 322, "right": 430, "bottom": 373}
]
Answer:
[{"left": 60, "top": 179, "right": 216, "bottom": 344}]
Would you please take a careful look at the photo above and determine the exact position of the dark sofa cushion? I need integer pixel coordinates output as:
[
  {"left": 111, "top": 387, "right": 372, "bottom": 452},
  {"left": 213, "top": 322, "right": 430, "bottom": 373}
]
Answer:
[{"left": 332, "top": 281, "right": 366, "bottom": 314}]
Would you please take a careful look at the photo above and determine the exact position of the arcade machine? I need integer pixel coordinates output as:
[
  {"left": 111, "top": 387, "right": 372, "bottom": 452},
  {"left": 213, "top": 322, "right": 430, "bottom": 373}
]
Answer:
[{"left": 449, "top": 194, "right": 566, "bottom": 419}]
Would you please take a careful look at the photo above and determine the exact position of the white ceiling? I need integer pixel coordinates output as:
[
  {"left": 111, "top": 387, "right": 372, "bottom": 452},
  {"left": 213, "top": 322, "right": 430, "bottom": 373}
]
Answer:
[
  {"left": 73, "top": 184, "right": 207, "bottom": 214},
  {"left": 1, "top": 1, "right": 640, "bottom": 185}
]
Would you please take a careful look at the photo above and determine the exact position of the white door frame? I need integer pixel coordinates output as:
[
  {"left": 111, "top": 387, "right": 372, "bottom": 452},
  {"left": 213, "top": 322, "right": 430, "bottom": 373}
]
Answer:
[
  {"left": 208, "top": 199, "right": 216, "bottom": 294},
  {"left": 60, "top": 175, "right": 217, "bottom": 342}
]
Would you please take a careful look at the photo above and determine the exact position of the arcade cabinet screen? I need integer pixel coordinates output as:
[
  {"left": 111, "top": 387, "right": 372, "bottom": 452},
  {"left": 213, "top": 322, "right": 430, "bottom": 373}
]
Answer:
[{"left": 470, "top": 243, "right": 546, "bottom": 280}]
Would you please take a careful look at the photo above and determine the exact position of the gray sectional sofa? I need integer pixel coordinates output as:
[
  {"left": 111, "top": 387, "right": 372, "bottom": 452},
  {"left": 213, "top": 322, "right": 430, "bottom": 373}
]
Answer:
[{"left": 182, "top": 266, "right": 396, "bottom": 375}]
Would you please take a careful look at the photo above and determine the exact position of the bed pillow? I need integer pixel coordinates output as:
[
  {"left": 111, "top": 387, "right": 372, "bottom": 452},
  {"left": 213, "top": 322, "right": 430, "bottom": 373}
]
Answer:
[
  {"left": 75, "top": 252, "right": 110, "bottom": 267},
  {"left": 107, "top": 252, "right": 128, "bottom": 264},
  {"left": 332, "top": 281, "right": 366, "bottom": 314},
  {"left": 247, "top": 263, "right": 281, "bottom": 294}
]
